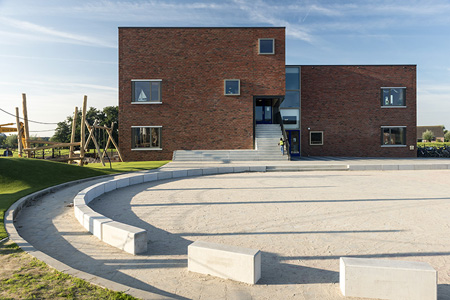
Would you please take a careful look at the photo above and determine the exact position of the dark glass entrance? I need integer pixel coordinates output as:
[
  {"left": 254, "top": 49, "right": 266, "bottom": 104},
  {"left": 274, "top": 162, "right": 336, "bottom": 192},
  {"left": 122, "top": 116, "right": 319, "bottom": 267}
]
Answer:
[
  {"left": 287, "top": 130, "right": 300, "bottom": 156},
  {"left": 255, "top": 98, "right": 273, "bottom": 124}
]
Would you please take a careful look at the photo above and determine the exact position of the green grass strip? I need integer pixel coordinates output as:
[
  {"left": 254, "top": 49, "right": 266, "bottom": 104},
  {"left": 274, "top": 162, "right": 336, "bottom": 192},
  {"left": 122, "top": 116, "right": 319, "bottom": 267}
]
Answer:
[{"left": 0, "top": 158, "right": 169, "bottom": 240}]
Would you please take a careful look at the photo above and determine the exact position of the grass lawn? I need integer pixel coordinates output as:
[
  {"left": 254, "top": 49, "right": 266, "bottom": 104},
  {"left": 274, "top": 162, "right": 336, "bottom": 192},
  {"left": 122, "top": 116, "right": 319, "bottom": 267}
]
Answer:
[{"left": 0, "top": 157, "right": 169, "bottom": 299}]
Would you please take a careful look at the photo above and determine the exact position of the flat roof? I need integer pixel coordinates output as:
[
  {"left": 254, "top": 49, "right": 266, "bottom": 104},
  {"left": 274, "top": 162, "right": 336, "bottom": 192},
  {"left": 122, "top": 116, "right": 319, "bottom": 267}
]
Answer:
[
  {"left": 286, "top": 64, "right": 417, "bottom": 67},
  {"left": 119, "top": 26, "right": 285, "bottom": 29}
]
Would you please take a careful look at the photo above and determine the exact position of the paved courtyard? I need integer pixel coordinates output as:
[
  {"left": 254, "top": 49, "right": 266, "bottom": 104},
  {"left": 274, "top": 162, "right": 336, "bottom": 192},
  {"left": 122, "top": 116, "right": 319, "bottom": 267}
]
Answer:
[{"left": 14, "top": 166, "right": 450, "bottom": 299}]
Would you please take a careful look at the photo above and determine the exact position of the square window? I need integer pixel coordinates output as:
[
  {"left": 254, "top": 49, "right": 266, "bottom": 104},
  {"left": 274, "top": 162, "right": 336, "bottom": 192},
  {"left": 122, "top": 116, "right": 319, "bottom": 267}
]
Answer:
[
  {"left": 224, "top": 79, "right": 240, "bottom": 95},
  {"left": 258, "top": 38, "right": 275, "bottom": 54},
  {"left": 132, "top": 126, "right": 161, "bottom": 149},
  {"left": 132, "top": 80, "right": 161, "bottom": 103},
  {"left": 310, "top": 131, "right": 323, "bottom": 145},
  {"left": 381, "top": 127, "right": 406, "bottom": 145},
  {"left": 381, "top": 88, "right": 405, "bottom": 106}
]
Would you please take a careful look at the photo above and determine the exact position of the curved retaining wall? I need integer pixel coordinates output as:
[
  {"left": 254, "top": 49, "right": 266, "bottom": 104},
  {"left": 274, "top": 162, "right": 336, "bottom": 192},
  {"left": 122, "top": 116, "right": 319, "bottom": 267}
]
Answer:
[{"left": 73, "top": 166, "right": 266, "bottom": 255}]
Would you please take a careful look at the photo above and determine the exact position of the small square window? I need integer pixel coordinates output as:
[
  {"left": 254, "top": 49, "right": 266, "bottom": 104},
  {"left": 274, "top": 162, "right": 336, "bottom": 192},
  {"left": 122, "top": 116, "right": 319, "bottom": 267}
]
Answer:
[
  {"left": 381, "top": 87, "right": 405, "bottom": 106},
  {"left": 259, "top": 38, "right": 275, "bottom": 55},
  {"left": 224, "top": 79, "right": 240, "bottom": 95},
  {"left": 310, "top": 131, "right": 323, "bottom": 145},
  {"left": 132, "top": 80, "right": 161, "bottom": 103}
]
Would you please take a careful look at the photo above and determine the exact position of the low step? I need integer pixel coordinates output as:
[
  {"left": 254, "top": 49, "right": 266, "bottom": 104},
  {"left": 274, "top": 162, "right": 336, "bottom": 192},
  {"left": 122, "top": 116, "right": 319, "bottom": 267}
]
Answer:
[{"left": 266, "top": 165, "right": 349, "bottom": 171}]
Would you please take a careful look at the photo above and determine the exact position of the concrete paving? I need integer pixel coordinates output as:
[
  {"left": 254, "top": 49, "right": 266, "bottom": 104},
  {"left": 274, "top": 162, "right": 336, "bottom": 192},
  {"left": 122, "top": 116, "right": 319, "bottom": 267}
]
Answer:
[{"left": 7, "top": 158, "right": 450, "bottom": 299}]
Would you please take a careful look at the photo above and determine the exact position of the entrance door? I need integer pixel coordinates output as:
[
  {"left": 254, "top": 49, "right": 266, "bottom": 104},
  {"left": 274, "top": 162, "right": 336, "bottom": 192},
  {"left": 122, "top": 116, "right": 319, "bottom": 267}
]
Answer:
[
  {"left": 288, "top": 130, "right": 300, "bottom": 156},
  {"left": 255, "top": 99, "right": 273, "bottom": 124}
]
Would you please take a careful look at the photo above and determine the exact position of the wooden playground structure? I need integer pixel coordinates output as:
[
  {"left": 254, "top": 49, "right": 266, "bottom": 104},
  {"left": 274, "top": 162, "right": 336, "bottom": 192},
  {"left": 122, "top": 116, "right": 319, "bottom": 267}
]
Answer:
[{"left": 1, "top": 93, "right": 123, "bottom": 166}]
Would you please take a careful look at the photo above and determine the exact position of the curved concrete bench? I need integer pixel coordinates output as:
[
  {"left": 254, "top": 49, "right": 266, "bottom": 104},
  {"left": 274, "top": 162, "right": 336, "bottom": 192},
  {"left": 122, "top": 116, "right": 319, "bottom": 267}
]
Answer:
[{"left": 73, "top": 166, "right": 266, "bottom": 255}]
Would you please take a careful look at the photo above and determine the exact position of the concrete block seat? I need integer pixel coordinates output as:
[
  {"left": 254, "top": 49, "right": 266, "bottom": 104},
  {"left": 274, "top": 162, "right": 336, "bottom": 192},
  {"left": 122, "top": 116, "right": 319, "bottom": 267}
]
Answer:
[
  {"left": 188, "top": 241, "right": 261, "bottom": 284},
  {"left": 340, "top": 257, "right": 437, "bottom": 300},
  {"left": 73, "top": 166, "right": 268, "bottom": 255}
]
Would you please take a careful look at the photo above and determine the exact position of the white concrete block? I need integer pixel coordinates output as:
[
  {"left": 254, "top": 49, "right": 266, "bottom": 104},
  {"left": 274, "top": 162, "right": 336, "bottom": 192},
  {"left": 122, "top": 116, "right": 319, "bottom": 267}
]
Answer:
[
  {"left": 157, "top": 171, "right": 173, "bottom": 180},
  {"left": 202, "top": 168, "right": 219, "bottom": 175},
  {"left": 187, "top": 169, "right": 203, "bottom": 177},
  {"left": 188, "top": 241, "right": 261, "bottom": 284},
  {"left": 116, "top": 177, "right": 130, "bottom": 189},
  {"left": 382, "top": 165, "right": 399, "bottom": 170},
  {"left": 218, "top": 167, "right": 234, "bottom": 174},
  {"left": 129, "top": 175, "right": 144, "bottom": 186},
  {"left": 340, "top": 257, "right": 437, "bottom": 300},
  {"left": 102, "top": 221, "right": 147, "bottom": 255},
  {"left": 398, "top": 164, "right": 415, "bottom": 170},
  {"left": 82, "top": 209, "right": 112, "bottom": 239},
  {"left": 143, "top": 172, "right": 158, "bottom": 182},
  {"left": 233, "top": 166, "right": 250, "bottom": 173},
  {"left": 74, "top": 204, "right": 91, "bottom": 225},
  {"left": 172, "top": 170, "right": 188, "bottom": 178},
  {"left": 104, "top": 180, "right": 117, "bottom": 193},
  {"left": 249, "top": 166, "right": 266, "bottom": 172},
  {"left": 73, "top": 194, "right": 86, "bottom": 206}
]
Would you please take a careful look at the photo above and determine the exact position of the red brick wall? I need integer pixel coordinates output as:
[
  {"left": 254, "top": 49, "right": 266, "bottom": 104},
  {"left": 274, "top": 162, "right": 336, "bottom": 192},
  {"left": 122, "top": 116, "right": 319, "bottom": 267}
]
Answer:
[
  {"left": 119, "top": 27, "right": 286, "bottom": 161},
  {"left": 300, "top": 65, "right": 417, "bottom": 157}
]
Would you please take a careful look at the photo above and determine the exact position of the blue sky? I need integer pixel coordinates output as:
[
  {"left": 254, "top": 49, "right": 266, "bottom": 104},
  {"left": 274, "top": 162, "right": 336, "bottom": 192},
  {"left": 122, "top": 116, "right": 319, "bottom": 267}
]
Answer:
[{"left": 1, "top": 0, "right": 449, "bottom": 136}]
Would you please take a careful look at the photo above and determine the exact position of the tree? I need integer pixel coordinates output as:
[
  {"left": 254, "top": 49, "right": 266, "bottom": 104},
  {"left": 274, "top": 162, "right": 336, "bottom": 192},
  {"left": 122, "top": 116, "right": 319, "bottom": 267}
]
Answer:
[
  {"left": 5, "top": 134, "right": 18, "bottom": 148},
  {"left": 0, "top": 133, "right": 6, "bottom": 147},
  {"left": 422, "top": 130, "right": 434, "bottom": 142},
  {"left": 444, "top": 131, "right": 450, "bottom": 142},
  {"left": 51, "top": 106, "right": 119, "bottom": 148}
]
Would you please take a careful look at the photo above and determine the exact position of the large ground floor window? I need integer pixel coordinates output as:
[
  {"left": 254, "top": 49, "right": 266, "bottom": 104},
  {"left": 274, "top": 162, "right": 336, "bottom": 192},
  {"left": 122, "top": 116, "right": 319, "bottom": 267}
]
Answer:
[
  {"left": 381, "top": 126, "right": 406, "bottom": 146},
  {"left": 132, "top": 126, "right": 161, "bottom": 150}
]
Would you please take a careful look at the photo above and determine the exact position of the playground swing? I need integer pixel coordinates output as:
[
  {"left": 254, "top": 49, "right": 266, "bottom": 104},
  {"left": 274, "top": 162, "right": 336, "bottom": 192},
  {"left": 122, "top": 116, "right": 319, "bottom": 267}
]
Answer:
[{"left": 7, "top": 93, "right": 123, "bottom": 166}]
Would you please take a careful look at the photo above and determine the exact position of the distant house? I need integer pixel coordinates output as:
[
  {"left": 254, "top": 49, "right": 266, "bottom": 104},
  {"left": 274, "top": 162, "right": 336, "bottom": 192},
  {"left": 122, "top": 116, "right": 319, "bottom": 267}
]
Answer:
[{"left": 417, "top": 125, "right": 445, "bottom": 142}]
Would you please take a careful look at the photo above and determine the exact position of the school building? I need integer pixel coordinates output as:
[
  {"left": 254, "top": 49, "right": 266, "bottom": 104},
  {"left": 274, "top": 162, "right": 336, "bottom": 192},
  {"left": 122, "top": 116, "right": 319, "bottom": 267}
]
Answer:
[{"left": 118, "top": 27, "right": 417, "bottom": 161}]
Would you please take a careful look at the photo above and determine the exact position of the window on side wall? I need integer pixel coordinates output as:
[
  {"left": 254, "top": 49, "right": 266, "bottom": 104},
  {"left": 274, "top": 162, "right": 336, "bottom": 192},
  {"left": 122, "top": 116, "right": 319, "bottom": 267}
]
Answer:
[
  {"left": 381, "top": 127, "right": 406, "bottom": 146},
  {"left": 310, "top": 131, "right": 323, "bottom": 145},
  {"left": 258, "top": 38, "right": 275, "bottom": 54},
  {"left": 131, "top": 126, "right": 162, "bottom": 150},
  {"left": 224, "top": 79, "right": 240, "bottom": 95},
  {"left": 381, "top": 87, "right": 406, "bottom": 107},
  {"left": 132, "top": 80, "right": 162, "bottom": 103}
]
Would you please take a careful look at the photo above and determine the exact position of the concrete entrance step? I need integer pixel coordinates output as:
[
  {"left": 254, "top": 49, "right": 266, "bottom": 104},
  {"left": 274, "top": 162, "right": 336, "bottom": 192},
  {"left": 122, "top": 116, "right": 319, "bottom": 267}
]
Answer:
[{"left": 266, "top": 165, "right": 349, "bottom": 172}]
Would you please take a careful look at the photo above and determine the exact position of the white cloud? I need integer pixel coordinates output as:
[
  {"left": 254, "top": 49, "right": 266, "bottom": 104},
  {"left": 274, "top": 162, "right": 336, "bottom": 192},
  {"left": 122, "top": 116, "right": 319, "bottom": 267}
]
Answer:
[{"left": 0, "top": 16, "right": 116, "bottom": 48}]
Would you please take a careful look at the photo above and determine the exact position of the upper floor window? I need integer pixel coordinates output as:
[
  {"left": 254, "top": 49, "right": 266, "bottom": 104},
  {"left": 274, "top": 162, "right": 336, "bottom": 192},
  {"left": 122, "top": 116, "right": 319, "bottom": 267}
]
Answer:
[
  {"left": 224, "top": 79, "right": 240, "bottom": 95},
  {"left": 132, "top": 80, "right": 161, "bottom": 103},
  {"left": 381, "top": 87, "right": 405, "bottom": 107},
  {"left": 258, "top": 38, "right": 275, "bottom": 55}
]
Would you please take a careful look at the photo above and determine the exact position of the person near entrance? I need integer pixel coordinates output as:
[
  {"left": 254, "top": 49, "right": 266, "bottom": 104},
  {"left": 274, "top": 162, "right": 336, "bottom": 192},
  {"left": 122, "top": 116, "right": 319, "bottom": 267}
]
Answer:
[{"left": 278, "top": 138, "right": 284, "bottom": 155}]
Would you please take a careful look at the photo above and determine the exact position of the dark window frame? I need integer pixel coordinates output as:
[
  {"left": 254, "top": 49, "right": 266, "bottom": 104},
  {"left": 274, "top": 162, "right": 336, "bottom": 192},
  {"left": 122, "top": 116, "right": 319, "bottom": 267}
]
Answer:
[
  {"left": 381, "top": 87, "right": 406, "bottom": 107},
  {"left": 131, "top": 126, "right": 162, "bottom": 150},
  {"left": 131, "top": 80, "right": 162, "bottom": 103},
  {"left": 381, "top": 126, "right": 407, "bottom": 146},
  {"left": 310, "top": 131, "right": 323, "bottom": 146},
  {"left": 258, "top": 38, "right": 275, "bottom": 55}
]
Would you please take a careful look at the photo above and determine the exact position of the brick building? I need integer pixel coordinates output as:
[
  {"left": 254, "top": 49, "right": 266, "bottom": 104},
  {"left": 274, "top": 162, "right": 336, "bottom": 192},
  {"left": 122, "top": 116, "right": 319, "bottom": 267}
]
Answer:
[{"left": 118, "top": 27, "right": 417, "bottom": 161}]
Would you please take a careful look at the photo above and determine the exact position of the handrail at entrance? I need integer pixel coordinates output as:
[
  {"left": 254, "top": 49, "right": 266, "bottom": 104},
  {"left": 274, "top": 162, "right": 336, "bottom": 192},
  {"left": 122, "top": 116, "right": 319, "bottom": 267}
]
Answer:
[{"left": 275, "top": 112, "right": 291, "bottom": 161}]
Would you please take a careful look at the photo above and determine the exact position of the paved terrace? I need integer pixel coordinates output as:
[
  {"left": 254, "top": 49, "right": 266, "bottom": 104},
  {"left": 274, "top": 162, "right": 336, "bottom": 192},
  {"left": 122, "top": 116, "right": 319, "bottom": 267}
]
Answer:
[{"left": 6, "top": 157, "right": 450, "bottom": 300}]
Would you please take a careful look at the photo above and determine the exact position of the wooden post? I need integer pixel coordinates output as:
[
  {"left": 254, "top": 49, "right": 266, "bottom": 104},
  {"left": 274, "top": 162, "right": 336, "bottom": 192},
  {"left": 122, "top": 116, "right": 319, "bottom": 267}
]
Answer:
[
  {"left": 79, "top": 95, "right": 87, "bottom": 166},
  {"left": 106, "top": 122, "right": 124, "bottom": 162},
  {"left": 85, "top": 120, "right": 105, "bottom": 166},
  {"left": 22, "top": 93, "right": 31, "bottom": 158},
  {"left": 15, "top": 107, "right": 23, "bottom": 157},
  {"left": 101, "top": 122, "right": 113, "bottom": 160},
  {"left": 69, "top": 107, "right": 78, "bottom": 163}
]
